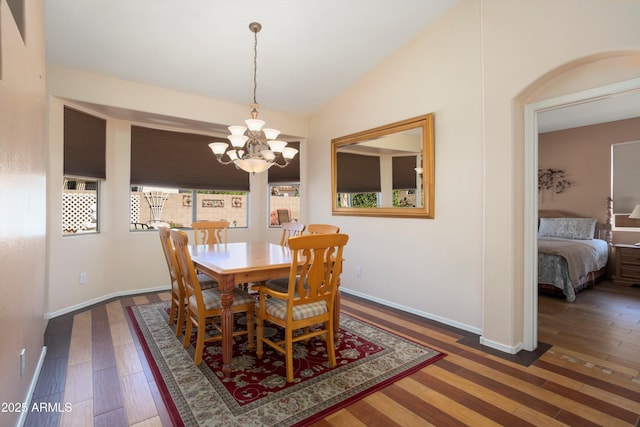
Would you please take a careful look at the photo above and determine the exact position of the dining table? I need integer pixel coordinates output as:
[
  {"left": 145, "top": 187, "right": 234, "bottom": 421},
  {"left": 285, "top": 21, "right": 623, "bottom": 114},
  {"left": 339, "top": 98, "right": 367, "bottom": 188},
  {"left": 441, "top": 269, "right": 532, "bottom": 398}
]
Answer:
[{"left": 189, "top": 241, "right": 343, "bottom": 377}]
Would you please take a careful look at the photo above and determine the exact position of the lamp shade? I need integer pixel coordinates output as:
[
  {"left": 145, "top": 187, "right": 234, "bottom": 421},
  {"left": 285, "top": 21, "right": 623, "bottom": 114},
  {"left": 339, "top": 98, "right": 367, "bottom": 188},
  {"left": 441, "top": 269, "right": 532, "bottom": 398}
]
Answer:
[{"left": 629, "top": 204, "right": 640, "bottom": 219}]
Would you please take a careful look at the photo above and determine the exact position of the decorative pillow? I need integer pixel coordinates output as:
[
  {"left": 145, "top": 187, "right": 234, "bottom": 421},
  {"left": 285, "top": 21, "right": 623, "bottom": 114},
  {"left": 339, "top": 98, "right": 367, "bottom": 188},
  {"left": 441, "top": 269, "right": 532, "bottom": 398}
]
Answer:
[{"left": 538, "top": 217, "right": 597, "bottom": 240}]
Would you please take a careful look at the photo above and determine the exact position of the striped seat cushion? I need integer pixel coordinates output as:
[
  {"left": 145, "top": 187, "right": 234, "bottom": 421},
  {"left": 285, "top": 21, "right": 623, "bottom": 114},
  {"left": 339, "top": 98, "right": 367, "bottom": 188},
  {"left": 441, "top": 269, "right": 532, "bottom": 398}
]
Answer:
[
  {"left": 197, "top": 274, "right": 218, "bottom": 290},
  {"left": 189, "top": 287, "right": 255, "bottom": 311},
  {"left": 264, "top": 298, "right": 327, "bottom": 320}
]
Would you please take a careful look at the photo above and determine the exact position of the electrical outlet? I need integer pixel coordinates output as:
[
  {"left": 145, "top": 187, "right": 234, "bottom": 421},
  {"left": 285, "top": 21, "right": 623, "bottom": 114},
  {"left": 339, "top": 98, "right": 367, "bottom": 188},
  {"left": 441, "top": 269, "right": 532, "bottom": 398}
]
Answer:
[
  {"left": 79, "top": 272, "right": 87, "bottom": 285},
  {"left": 356, "top": 266, "right": 362, "bottom": 277}
]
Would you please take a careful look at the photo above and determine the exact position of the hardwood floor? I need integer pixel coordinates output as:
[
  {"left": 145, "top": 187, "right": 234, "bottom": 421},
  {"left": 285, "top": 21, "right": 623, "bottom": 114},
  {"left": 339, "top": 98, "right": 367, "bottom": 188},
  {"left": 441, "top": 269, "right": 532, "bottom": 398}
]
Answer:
[{"left": 25, "top": 281, "right": 640, "bottom": 426}]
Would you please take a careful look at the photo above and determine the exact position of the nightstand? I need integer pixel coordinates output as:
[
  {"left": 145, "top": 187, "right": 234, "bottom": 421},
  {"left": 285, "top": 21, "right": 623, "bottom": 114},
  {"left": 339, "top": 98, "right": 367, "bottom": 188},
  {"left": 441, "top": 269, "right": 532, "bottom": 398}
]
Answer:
[{"left": 613, "top": 244, "right": 640, "bottom": 286}]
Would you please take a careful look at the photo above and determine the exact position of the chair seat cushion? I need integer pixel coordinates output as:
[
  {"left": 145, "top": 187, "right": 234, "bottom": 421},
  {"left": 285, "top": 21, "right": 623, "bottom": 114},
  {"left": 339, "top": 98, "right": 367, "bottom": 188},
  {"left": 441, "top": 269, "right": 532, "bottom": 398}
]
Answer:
[
  {"left": 265, "top": 277, "right": 288, "bottom": 293},
  {"left": 197, "top": 274, "right": 218, "bottom": 289},
  {"left": 189, "top": 287, "right": 255, "bottom": 311},
  {"left": 265, "top": 298, "right": 327, "bottom": 320}
]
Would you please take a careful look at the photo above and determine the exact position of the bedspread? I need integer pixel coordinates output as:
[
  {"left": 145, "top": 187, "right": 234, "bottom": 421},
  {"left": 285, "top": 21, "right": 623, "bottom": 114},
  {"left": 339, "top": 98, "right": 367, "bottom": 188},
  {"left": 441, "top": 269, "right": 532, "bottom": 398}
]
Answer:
[{"left": 538, "top": 237, "right": 608, "bottom": 301}]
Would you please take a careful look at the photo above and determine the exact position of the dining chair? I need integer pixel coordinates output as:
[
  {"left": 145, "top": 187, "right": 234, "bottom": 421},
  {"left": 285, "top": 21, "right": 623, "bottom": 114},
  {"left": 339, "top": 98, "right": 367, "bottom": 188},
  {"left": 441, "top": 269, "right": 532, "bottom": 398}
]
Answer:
[
  {"left": 170, "top": 228, "right": 255, "bottom": 365},
  {"left": 279, "top": 221, "right": 306, "bottom": 246},
  {"left": 264, "top": 222, "right": 306, "bottom": 293},
  {"left": 306, "top": 223, "right": 340, "bottom": 234},
  {"left": 254, "top": 233, "right": 349, "bottom": 382},
  {"left": 158, "top": 226, "right": 217, "bottom": 337},
  {"left": 192, "top": 220, "right": 229, "bottom": 245}
]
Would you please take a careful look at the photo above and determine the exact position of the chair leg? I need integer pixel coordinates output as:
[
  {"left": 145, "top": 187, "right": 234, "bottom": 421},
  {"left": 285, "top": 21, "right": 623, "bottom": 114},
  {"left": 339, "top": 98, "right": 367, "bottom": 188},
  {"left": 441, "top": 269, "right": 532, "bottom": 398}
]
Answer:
[
  {"left": 246, "top": 309, "right": 255, "bottom": 351},
  {"left": 256, "top": 315, "right": 263, "bottom": 359},
  {"left": 167, "top": 298, "right": 177, "bottom": 326},
  {"left": 194, "top": 317, "right": 206, "bottom": 366},
  {"left": 175, "top": 301, "right": 185, "bottom": 337},
  {"left": 285, "top": 328, "right": 294, "bottom": 382},
  {"left": 325, "top": 321, "right": 336, "bottom": 368},
  {"left": 183, "top": 316, "right": 193, "bottom": 348}
]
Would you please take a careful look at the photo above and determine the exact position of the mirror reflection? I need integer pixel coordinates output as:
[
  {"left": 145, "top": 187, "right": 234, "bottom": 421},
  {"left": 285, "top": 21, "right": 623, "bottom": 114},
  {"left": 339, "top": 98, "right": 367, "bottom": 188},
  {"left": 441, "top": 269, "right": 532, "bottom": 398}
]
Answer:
[{"left": 331, "top": 114, "right": 434, "bottom": 218}]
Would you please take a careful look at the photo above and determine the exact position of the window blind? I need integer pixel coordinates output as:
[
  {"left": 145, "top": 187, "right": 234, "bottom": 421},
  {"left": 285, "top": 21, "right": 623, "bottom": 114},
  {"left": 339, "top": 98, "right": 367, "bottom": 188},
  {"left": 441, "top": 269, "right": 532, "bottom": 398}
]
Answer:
[
  {"left": 336, "top": 152, "right": 381, "bottom": 193},
  {"left": 392, "top": 155, "right": 418, "bottom": 189},
  {"left": 130, "top": 126, "right": 249, "bottom": 191},
  {"left": 268, "top": 141, "right": 300, "bottom": 183},
  {"left": 64, "top": 107, "right": 106, "bottom": 179}
]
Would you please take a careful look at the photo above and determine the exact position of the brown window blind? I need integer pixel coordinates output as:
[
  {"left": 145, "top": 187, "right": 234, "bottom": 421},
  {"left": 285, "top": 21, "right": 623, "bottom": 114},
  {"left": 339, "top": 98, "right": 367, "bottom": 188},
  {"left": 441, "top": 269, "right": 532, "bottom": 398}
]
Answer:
[
  {"left": 64, "top": 107, "right": 106, "bottom": 179},
  {"left": 268, "top": 141, "right": 300, "bottom": 183},
  {"left": 392, "top": 156, "right": 418, "bottom": 189},
  {"left": 336, "top": 152, "right": 381, "bottom": 193},
  {"left": 130, "top": 126, "right": 249, "bottom": 191}
]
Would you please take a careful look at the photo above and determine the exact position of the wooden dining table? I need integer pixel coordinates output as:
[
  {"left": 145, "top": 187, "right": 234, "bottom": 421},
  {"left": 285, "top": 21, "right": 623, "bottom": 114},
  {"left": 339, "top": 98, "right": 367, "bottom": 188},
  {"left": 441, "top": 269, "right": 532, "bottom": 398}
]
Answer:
[{"left": 189, "top": 241, "right": 343, "bottom": 376}]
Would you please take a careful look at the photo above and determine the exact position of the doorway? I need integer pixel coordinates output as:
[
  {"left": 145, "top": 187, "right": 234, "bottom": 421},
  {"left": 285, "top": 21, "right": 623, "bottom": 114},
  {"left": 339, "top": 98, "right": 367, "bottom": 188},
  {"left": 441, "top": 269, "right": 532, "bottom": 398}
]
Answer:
[{"left": 523, "top": 77, "right": 640, "bottom": 351}]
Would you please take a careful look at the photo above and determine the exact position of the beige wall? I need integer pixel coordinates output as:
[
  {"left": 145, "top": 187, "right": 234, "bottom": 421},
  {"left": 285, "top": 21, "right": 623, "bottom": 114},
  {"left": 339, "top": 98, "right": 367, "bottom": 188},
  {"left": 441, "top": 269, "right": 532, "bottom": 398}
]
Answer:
[
  {"left": 0, "top": 0, "right": 47, "bottom": 422},
  {"left": 539, "top": 117, "right": 640, "bottom": 245},
  {"left": 309, "top": 0, "right": 640, "bottom": 351}
]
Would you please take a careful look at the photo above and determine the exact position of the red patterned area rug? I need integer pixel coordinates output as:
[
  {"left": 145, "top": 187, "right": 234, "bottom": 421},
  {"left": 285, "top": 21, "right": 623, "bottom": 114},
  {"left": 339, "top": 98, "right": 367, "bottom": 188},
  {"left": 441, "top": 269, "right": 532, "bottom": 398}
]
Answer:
[{"left": 128, "top": 301, "right": 445, "bottom": 426}]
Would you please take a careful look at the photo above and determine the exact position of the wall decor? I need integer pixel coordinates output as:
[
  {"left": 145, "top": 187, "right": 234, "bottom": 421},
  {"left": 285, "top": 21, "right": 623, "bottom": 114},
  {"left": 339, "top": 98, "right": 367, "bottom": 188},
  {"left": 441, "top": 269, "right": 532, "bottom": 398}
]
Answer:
[
  {"left": 538, "top": 168, "right": 572, "bottom": 203},
  {"left": 202, "top": 199, "right": 224, "bottom": 208}
]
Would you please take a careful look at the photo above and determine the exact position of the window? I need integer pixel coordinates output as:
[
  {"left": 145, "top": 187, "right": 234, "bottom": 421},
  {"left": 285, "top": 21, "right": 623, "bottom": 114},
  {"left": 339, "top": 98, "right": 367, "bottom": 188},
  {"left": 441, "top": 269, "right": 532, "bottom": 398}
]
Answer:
[
  {"left": 130, "top": 126, "right": 250, "bottom": 230},
  {"left": 130, "top": 186, "right": 248, "bottom": 230},
  {"left": 268, "top": 142, "right": 300, "bottom": 227},
  {"left": 612, "top": 140, "right": 640, "bottom": 228},
  {"left": 62, "top": 107, "right": 106, "bottom": 235},
  {"left": 269, "top": 184, "right": 300, "bottom": 226}
]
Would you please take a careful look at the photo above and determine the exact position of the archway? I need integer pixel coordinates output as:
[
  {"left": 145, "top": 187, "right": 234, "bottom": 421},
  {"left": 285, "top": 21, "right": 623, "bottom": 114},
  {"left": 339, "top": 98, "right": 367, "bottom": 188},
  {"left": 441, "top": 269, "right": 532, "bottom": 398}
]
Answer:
[{"left": 522, "top": 60, "right": 640, "bottom": 350}]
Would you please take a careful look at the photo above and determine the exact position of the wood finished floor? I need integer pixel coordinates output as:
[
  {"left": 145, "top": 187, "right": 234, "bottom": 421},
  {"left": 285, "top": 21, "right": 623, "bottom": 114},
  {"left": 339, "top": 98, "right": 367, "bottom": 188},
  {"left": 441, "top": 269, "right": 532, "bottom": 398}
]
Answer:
[{"left": 25, "top": 281, "right": 640, "bottom": 426}]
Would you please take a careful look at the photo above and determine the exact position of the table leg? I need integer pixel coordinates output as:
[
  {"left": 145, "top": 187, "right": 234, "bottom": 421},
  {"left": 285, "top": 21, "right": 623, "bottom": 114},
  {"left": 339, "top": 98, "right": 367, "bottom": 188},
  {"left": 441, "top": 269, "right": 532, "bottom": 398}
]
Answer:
[{"left": 219, "top": 274, "right": 235, "bottom": 377}]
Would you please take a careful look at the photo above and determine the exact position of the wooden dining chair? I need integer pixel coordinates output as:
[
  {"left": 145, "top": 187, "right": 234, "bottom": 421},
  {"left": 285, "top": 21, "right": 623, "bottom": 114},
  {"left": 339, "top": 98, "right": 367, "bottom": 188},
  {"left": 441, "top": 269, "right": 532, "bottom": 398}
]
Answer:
[
  {"left": 254, "top": 233, "right": 349, "bottom": 382},
  {"left": 192, "top": 220, "right": 229, "bottom": 245},
  {"left": 264, "top": 222, "right": 307, "bottom": 293},
  {"left": 306, "top": 223, "right": 340, "bottom": 234},
  {"left": 279, "top": 222, "right": 306, "bottom": 246},
  {"left": 158, "top": 226, "right": 217, "bottom": 337},
  {"left": 170, "top": 229, "right": 255, "bottom": 365}
]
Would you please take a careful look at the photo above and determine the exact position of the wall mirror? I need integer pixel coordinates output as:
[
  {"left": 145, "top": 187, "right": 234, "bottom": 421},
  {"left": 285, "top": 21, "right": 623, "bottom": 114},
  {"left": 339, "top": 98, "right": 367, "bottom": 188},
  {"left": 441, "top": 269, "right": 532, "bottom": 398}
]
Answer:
[{"left": 331, "top": 114, "right": 434, "bottom": 218}]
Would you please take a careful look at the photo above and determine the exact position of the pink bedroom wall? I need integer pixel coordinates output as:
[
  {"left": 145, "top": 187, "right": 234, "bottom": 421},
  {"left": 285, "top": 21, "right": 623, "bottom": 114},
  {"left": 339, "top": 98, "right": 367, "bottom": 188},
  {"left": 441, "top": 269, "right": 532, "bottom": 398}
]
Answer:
[{"left": 538, "top": 117, "right": 640, "bottom": 244}]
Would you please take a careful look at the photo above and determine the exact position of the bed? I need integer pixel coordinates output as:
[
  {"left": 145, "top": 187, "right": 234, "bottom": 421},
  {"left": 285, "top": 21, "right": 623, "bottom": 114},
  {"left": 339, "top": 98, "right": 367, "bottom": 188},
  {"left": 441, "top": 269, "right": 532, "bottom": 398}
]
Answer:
[{"left": 538, "top": 211, "right": 610, "bottom": 302}]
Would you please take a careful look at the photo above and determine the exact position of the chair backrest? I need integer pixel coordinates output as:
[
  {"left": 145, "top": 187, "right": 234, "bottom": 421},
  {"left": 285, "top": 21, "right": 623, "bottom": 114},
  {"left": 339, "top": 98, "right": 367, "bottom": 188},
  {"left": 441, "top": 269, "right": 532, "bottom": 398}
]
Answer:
[
  {"left": 191, "top": 220, "right": 229, "bottom": 245},
  {"left": 306, "top": 223, "right": 340, "bottom": 234},
  {"left": 158, "top": 226, "right": 181, "bottom": 291},
  {"left": 279, "top": 222, "right": 306, "bottom": 246},
  {"left": 277, "top": 209, "right": 291, "bottom": 224},
  {"left": 286, "top": 233, "right": 349, "bottom": 305},
  {"left": 170, "top": 229, "right": 205, "bottom": 307}
]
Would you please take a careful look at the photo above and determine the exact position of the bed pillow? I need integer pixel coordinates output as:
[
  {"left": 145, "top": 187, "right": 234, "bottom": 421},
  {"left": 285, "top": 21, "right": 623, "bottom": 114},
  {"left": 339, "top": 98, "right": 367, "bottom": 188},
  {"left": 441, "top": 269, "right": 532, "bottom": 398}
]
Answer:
[{"left": 538, "top": 217, "right": 597, "bottom": 240}]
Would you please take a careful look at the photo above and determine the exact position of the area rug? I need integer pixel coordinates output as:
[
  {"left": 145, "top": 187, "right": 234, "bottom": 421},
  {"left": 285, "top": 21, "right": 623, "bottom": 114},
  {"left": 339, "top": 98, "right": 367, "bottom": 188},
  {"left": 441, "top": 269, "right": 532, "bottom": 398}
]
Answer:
[{"left": 128, "top": 301, "right": 445, "bottom": 426}]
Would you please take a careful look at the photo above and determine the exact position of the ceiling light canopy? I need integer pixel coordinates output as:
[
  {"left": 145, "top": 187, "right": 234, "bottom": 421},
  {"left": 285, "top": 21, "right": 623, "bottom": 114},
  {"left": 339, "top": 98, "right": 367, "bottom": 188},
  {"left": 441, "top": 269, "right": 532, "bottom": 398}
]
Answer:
[{"left": 209, "top": 22, "right": 297, "bottom": 174}]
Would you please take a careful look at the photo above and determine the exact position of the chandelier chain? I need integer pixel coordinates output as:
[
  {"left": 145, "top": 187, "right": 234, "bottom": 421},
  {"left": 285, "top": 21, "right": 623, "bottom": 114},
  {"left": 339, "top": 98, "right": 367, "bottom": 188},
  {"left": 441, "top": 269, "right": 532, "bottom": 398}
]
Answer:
[{"left": 253, "top": 28, "right": 258, "bottom": 106}]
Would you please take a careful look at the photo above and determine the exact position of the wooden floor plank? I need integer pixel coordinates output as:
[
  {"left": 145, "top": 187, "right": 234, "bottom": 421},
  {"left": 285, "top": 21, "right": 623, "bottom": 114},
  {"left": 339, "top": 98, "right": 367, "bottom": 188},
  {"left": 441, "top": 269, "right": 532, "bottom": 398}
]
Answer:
[{"left": 26, "top": 281, "right": 640, "bottom": 426}]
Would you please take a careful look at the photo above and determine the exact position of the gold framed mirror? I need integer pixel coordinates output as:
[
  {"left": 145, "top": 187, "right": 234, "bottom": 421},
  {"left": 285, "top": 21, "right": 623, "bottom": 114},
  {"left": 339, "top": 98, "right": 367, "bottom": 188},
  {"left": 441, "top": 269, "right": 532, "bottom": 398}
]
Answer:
[{"left": 331, "top": 114, "right": 434, "bottom": 218}]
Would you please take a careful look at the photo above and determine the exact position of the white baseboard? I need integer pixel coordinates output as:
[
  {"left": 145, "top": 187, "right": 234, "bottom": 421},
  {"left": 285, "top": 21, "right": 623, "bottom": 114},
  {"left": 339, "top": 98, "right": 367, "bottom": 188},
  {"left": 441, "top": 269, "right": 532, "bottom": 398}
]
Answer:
[
  {"left": 479, "top": 336, "right": 523, "bottom": 355},
  {"left": 44, "top": 285, "right": 171, "bottom": 319},
  {"left": 340, "top": 287, "right": 482, "bottom": 336},
  {"left": 17, "top": 346, "right": 47, "bottom": 427}
]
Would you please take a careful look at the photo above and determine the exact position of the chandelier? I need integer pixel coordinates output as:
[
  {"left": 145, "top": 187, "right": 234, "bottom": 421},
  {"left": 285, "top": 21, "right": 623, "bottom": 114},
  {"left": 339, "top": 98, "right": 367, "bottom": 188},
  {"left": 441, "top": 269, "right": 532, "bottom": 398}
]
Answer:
[{"left": 209, "top": 22, "right": 298, "bottom": 174}]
